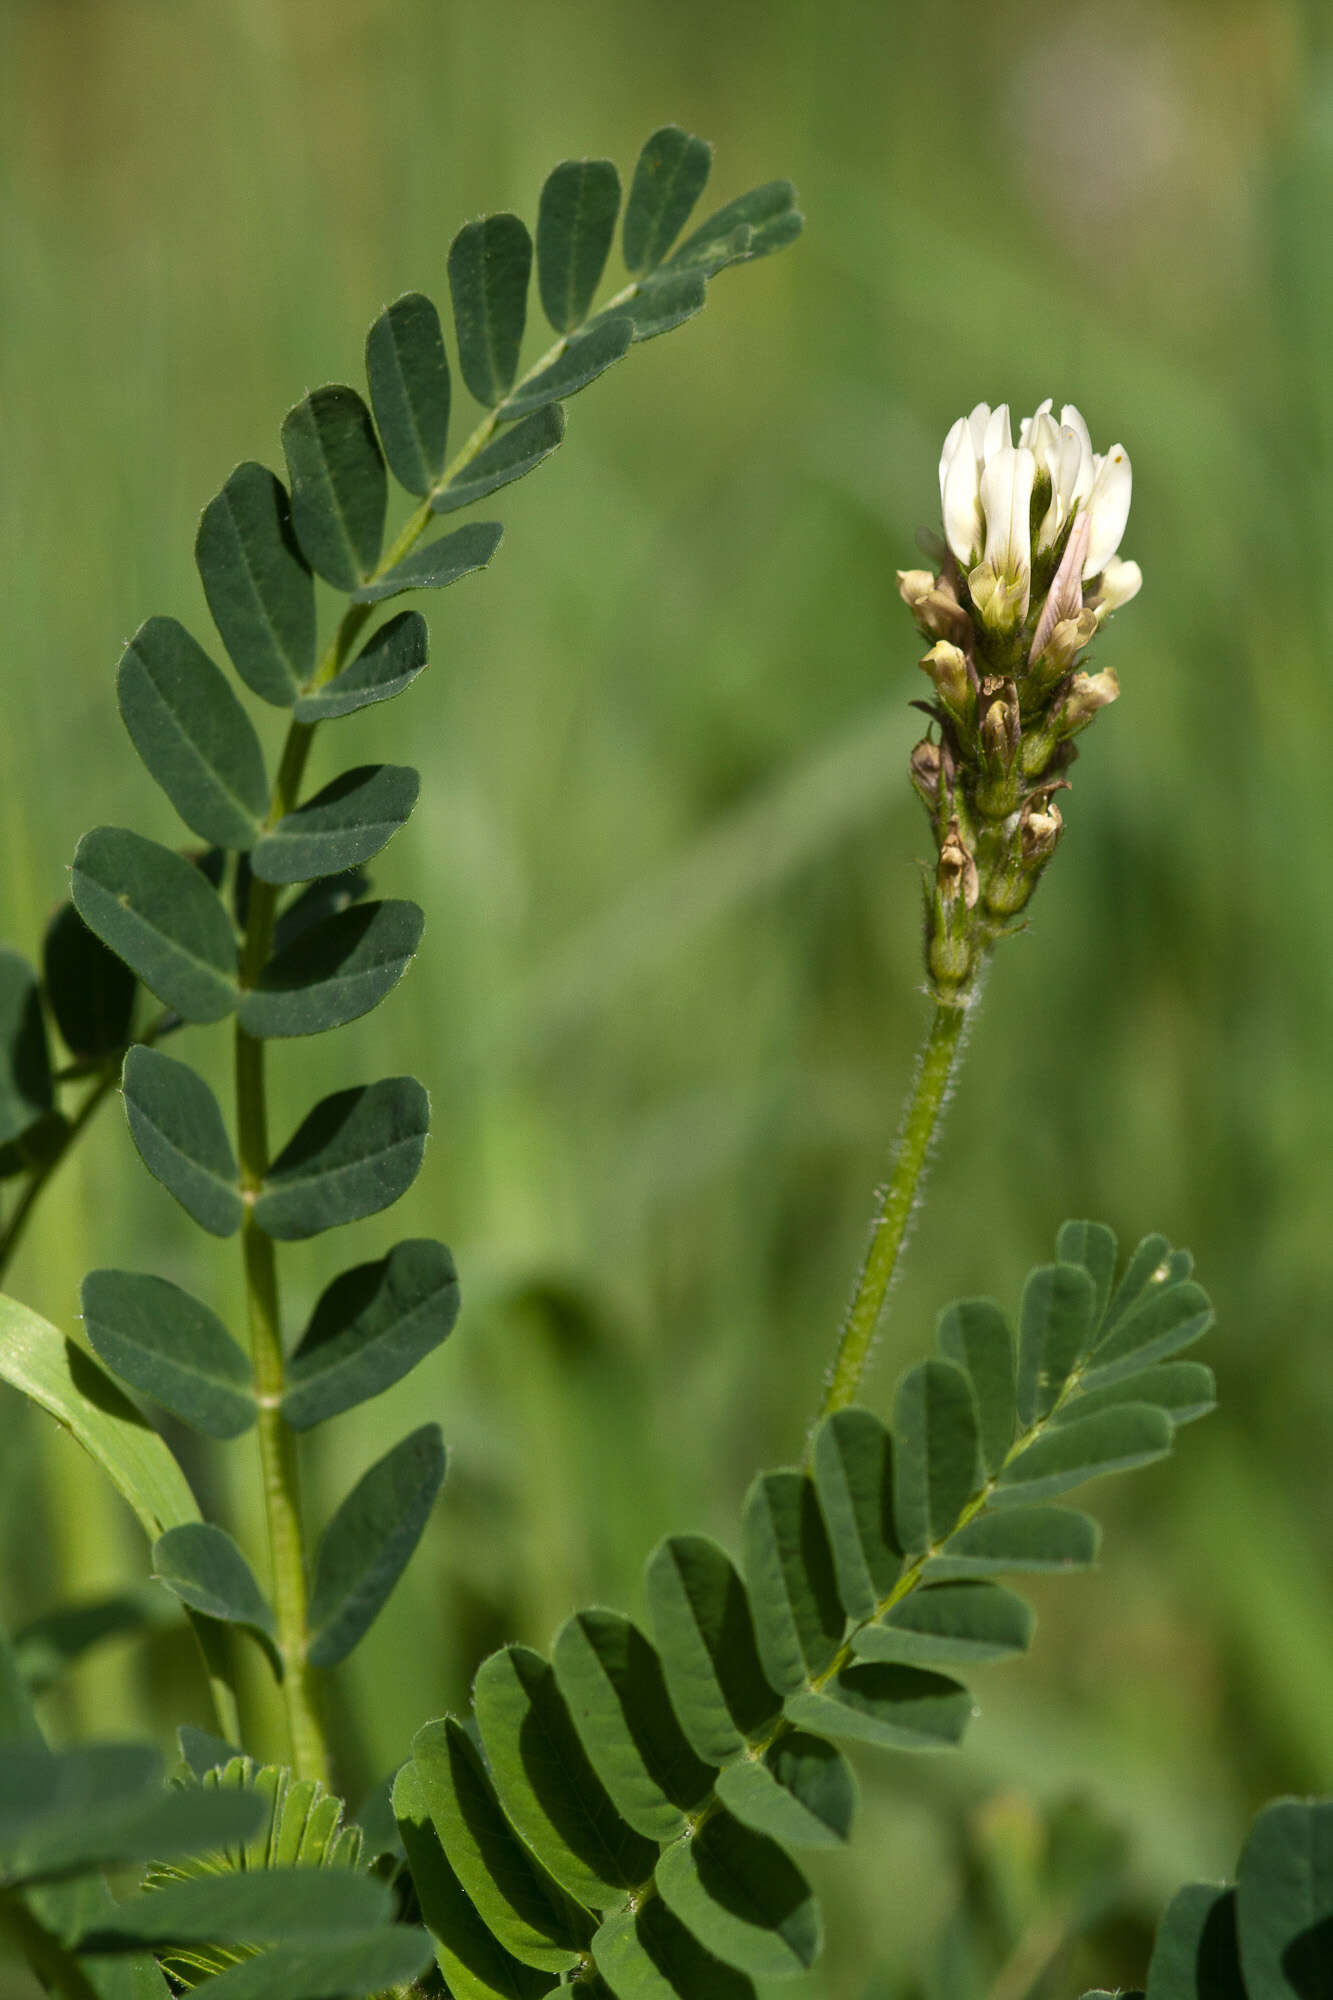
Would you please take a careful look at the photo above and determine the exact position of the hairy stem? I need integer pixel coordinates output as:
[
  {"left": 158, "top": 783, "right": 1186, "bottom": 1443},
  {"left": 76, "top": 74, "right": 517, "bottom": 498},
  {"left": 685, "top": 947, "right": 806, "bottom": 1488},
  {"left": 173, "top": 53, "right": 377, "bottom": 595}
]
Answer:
[{"left": 818, "top": 986, "right": 976, "bottom": 1421}]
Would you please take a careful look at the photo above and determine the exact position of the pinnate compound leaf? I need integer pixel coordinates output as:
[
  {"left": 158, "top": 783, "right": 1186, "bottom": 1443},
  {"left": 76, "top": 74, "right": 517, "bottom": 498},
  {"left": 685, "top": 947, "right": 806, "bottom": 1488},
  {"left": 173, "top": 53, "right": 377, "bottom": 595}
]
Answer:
[
  {"left": 448, "top": 214, "right": 533, "bottom": 408},
  {"left": 293, "top": 610, "right": 426, "bottom": 722},
  {"left": 81, "top": 1269, "right": 253, "bottom": 1439},
  {"left": 926, "top": 1505, "right": 1099, "bottom": 1581},
  {"left": 283, "top": 1238, "right": 459, "bottom": 1430},
  {"left": 365, "top": 291, "right": 451, "bottom": 496},
  {"left": 1056, "top": 1219, "right": 1119, "bottom": 1325},
  {"left": 122, "top": 1046, "right": 243, "bottom": 1237},
  {"left": 351, "top": 520, "right": 503, "bottom": 604},
  {"left": 537, "top": 158, "right": 621, "bottom": 331},
  {"left": 1054, "top": 1359, "right": 1216, "bottom": 1429},
  {"left": 237, "top": 899, "right": 423, "bottom": 1040},
  {"left": 714, "top": 1733, "right": 856, "bottom": 1850},
  {"left": 1234, "top": 1797, "right": 1333, "bottom": 1999},
  {"left": 169, "top": 1931, "right": 434, "bottom": 2000},
  {"left": 852, "top": 1582, "right": 1033, "bottom": 1668},
  {"left": 432, "top": 404, "right": 565, "bottom": 514},
  {"left": 254, "top": 1076, "right": 429, "bottom": 1240},
  {"left": 1145, "top": 1883, "right": 1244, "bottom": 1998},
  {"left": 42, "top": 902, "right": 137, "bottom": 1062},
  {"left": 411, "top": 1715, "right": 593, "bottom": 1973},
  {"left": 936, "top": 1298, "right": 1016, "bottom": 1478},
  {"left": 499, "top": 318, "right": 631, "bottom": 419},
  {"left": 742, "top": 1469, "right": 844, "bottom": 1693},
  {"left": 0, "top": 950, "right": 52, "bottom": 1146},
  {"left": 152, "top": 1525, "right": 275, "bottom": 1649},
  {"left": 893, "top": 1359, "right": 980, "bottom": 1553},
  {"left": 473, "top": 1645, "right": 657, "bottom": 1907},
  {"left": 71, "top": 829, "right": 238, "bottom": 1023},
  {"left": 786, "top": 1662, "right": 973, "bottom": 1752},
  {"left": 249, "top": 765, "right": 419, "bottom": 886},
  {"left": 811, "top": 1407, "right": 901, "bottom": 1622},
  {"left": 622, "top": 126, "right": 712, "bottom": 275},
  {"left": 307, "top": 1424, "right": 445, "bottom": 1666},
  {"left": 1016, "top": 1262, "right": 1097, "bottom": 1425},
  {"left": 645, "top": 1535, "right": 781, "bottom": 1765},
  {"left": 78, "top": 1866, "right": 392, "bottom": 1949},
  {"left": 653, "top": 1809, "right": 820, "bottom": 1981},
  {"left": 282, "top": 386, "right": 387, "bottom": 591},
  {"left": 196, "top": 461, "right": 315, "bottom": 707},
  {"left": 994, "top": 1403, "right": 1172, "bottom": 1503},
  {"left": 0, "top": 1297, "right": 202, "bottom": 1542},
  {"left": 670, "top": 179, "right": 803, "bottom": 270},
  {"left": 593, "top": 1900, "right": 755, "bottom": 2000},
  {"left": 116, "top": 618, "right": 268, "bottom": 849}
]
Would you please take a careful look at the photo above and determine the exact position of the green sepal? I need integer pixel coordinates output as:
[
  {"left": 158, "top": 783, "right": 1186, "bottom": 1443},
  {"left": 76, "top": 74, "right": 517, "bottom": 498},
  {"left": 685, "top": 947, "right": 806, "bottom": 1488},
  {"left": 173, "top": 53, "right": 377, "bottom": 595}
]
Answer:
[
  {"left": 714, "top": 1732, "right": 857, "bottom": 1850},
  {"left": 785, "top": 1661, "right": 973, "bottom": 1752},
  {"left": 0, "top": 949, "right": 52, "bottom": 1147},
  {"left": 236, "top": 899, "right": 423, "bottom": 1040},
  {"left": 925, "top": 1505, "right": 1099, "bottom": 1580},
  {"left": 249, "top": 765, "right": 419, "bottom": 886},
  {"left": 71, "top": 829, "right": 238, "bottom": 1023},
  {"left": 537, "top": 158, "right": 621, "bottom": 331},
  {"left": 622, "top": 126, "right": 711, "bottom": 275},
  {"left": 282, "top": 386, "right": 388, "bottom": 591},
  {"left": 292, "top": 611, "right": 426, "bottom": 722},
  {"left": 499, "top": 319, "right": 630, "bottom": 419},
  {"left": 652, "top": 1808, "right": 820, "bottom": 1981},
  {"left": 306, "top": 1424, "right": 445, "bottom": 1666},
  {"left": 282, "top": 1237, "right": 459, "bottom": 1430},
  {"left": 350, "top": 521, "right": 503, "bottom": 604},
  {"left": 121, "top": 1045, "right": 243, "bottom": 1237},
  {"left": 431, "top": 405, "right": 565, "bottom": 514},
  {"left": 645, "top": 1534, "right": 781, "bottom": 1765},
  {"left": 741, "top": 1469, "right": 844, "bottom": 1692},
  {"left": 893, "top": 1358, "right": 981, "bottom": 1553},
  {"left": 448, "top": 213, "right": 533, "bottom": 408},
  {"left": 851, "top": 1581, "right": 1033, "bottom": 1667},
  {"left": 81, "top": 1268, "right": 255, "bottom": 1439},
  {"left": 365, "top": 291, "right": 451, "bottom": 497},
  {"left": 152, "top": 1523, "right": 278, "bottom": 1657},
  {"left": 195, "top": 461, "right": 315, "bottom": 707},
  {"left": 253, "top": 1075, "right": 429, "bottom": 1240},
  {"left": 42, "top": 902, "right": 137, "bottom": 1062},
  {"left": 669, "top": 179, "right": 803, "bottom": 270},
  {"left": 116, "top": 617, "right": 268, "bottom": 849},
  {"left": 810, "top": 1407, "right": 902, "bottom": 1622}
]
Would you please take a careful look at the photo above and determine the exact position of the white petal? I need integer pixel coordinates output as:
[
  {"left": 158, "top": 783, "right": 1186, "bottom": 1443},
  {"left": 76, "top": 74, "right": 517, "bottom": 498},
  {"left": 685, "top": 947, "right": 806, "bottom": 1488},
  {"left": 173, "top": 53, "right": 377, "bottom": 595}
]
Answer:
[
  {"left": 966, "top": 402, "right": 992, "bottom": 456},
  {"left": 1094, "top": 556, "right": 1142, "bottom": 613},
  {"left": 1060, "top": 404, "right": 1093, "bottom": 458},
  {"left": 983, "top": 403, "right": 1012, "bottom": 460},
  {"left": 980, "top": 444, "right": 1035, "bottom": 593},
  {"left": 1082, "top": 445, "right": 1132, "bottom": 577},
  {"left": 942, "top": 435, "right": 985, "bottom": 566},
  {"left": 938, "top": 416, "right": 969, "bottom": 511},
  {"left": 1018, "top": 397, "right": 1054, "bottom": 449}
]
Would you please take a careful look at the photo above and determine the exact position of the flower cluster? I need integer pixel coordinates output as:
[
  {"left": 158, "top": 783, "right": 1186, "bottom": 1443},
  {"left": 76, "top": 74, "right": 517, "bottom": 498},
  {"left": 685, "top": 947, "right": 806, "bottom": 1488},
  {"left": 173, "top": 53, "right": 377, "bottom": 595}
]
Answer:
[{"left": 898, "top": 399, "right": 1139, "bottom": 996}]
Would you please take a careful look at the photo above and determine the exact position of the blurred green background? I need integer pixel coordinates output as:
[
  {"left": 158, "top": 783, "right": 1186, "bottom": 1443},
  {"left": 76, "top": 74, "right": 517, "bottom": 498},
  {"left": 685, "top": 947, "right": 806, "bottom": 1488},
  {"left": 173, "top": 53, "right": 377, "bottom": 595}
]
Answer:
[{"left": 2, "top": 0, "right": 1332, "bottom": 1991}]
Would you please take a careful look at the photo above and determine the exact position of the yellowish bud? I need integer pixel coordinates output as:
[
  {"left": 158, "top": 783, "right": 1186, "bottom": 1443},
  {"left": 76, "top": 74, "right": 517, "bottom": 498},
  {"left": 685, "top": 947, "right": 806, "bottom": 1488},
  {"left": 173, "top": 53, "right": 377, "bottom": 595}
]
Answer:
[{"left": 1059, "top": 667, "right": 1120, "bottom": 736}]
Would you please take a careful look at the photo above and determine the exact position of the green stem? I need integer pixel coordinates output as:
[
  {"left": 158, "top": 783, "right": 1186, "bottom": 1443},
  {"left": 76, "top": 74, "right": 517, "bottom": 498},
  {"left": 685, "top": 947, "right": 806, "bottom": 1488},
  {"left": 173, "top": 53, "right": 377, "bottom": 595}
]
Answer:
[
  {"left": 818, "top": 988, "right": 975, "bottom": 1421},
  {"left": 0, "top": 1890, "right": 103, "bottom": 2000}
]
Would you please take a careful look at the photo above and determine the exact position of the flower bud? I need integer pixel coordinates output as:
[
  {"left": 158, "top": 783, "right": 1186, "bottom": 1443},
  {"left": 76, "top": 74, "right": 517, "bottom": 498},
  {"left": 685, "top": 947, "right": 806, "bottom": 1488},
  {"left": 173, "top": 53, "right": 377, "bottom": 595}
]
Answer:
[
  {"left": 919, "top": 640, "right": 972, "bottom": 718},
  {"left": 1029, "top": 606, "right": 1098, "bottom": 686},
  {"left": 1089, "top": 556, "right": 1142, "bottom": 621},
  {"left": 897, "top": 568, "right": 936, "bottom": 611},
  {"left": 1058, "top": 667, "right": 1120, "bottom": 736},
  {"left": 967, "top": 560, "right": 1028, "bottom": 637},
  {"left": 938, "top": 816, "right": 979, "bottom": 909},
  {"left": 1021, "top": 795, "right": 1063, "bottom": 862},
  {"left": 980, "top": 695, "right": 1019, "bottom": 770},
  {"left": 909, "top": 737, "right": 942, "bottom": 810}
]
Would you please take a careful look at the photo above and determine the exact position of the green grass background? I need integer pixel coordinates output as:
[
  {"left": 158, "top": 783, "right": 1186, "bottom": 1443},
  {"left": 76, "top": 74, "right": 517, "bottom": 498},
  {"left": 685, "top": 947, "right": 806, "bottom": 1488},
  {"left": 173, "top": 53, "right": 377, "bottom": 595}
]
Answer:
[{"left": 2, "top": 0, "right": 1332, "bottom": 1991}]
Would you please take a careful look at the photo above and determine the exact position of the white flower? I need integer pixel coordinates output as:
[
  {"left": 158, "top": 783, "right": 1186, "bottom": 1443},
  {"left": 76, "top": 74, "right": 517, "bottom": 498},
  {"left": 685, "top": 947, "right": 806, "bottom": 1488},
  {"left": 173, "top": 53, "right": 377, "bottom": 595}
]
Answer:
[
  {"left": 1081, "top": 444, "right": 1132, "bottom": 579},
  {"left": 1090, "top": 555, "right": 1142, "bottom": 617},
  {"left": 980, "top": 444, "right": 1036, "bottom": 607}
]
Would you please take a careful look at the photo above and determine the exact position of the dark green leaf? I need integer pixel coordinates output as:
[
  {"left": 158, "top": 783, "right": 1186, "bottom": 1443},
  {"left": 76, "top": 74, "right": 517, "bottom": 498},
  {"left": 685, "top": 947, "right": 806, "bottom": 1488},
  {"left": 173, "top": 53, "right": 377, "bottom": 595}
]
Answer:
[
  {"left": 1056, "top": 1220, "right": 1119, "bottom": 1326},
  {"left": 645, "top": 1535, "right": 781, "bottom": 1764},
  {"left": 42, "top": 902, "right": 137, "bottom": 1062},
  {"left": 926, "top": 1505, "right": 1099, "bottom": 1580},
  {"left": 1099, "top": 1233, "right": 1171, "bottom": 1340},
  {"left": 394, "top": 1761, "right": 555, "bottom": 2000},
  {"left": 622, "top": 127, "right": 712, "bottom": 275},
  {"left": 995, "top": 1403, "right": 1172, "bottom": 1504},
  {"left": 81, "top": 1269, "right": 254, "bottom": 1439},
  {"left": 249, "top": 765, "right": 419, "bottom": 886},
  {"left": 448, "top": 213, "right": 533, "bottom": 407},
  {"left": 1235, "top": 1797, "right": 1333, "bottom": 1998},
  {"left": 0, "top": 1111, "right": 66, "bottom": 1183},
  {"left": 237, "top": 898, "right": 423, "bottom": 1040},
  {"left": 551, "top": 1609, "right": 714, "bottom": 1844},
  {"left": 176, "top": 1727, "right": 241, "bottom": 1781},
  {"left": 473, "top": 1645, "right": 657, "bottom": 1908},
  {"left": 811, "top": 1408, "right": 901, "bottom": 1622},
  {"left": 116, "top": 618, "right": 268, "bottom": 849},
  {"left": 272, "top": 869, "right": 370, "bottom": 954},
  {"left": 596, "top": 269, "right": 706, "bottom": 344},
  {"left": 670, "top": 180, "right": 803, "bottom": 270},
  {"left": 282, "top": 386, "right": 387, "bottom": 591},
  {"left": 432, "top": 405, "right": 565, "bottom": 514},
  {"left": 500, "top": 319, "right": 631, "bottom": 419},
  {"left": 14, "top": 1586, "right": 179, "bottom": 1696},
  {"left": 936, "top": 1298, "right": 1016, "bottom": 1479},
  {"left": 1145, "top": 1884, "right": 1244, "bottom": 1999},
  {"left": 742, "top": 1470, "right": 844, "bottom": 1692},
  {"left": 283, "top": 1238, "right": 458, "bottom": 1430},
  {"left": 894, "top": 1359, "right": 980, "bottom": 1553},
  {"left": 593, "top": 1900, "right": 755, "bottom": 2000},
  {"left": 254, "top": 1075, "right": 429, "bottom": 1240},
  {"left": 853, "top": 1581, "right": 1033, "bottom": 1667},
  {"left": 1016, "top": 1263, "right": 1098, "bottom": 1425},
  {"left": 307, "top": 1425, "right": 445, "bottom": 1666},
  {"left": 293, "top": 611, "right": 426, "bottom": 723},
  {"left": 78, "top": 1867, "right": 392, "bottom": 1948},
  {"left": 714, "top": 1732, "right": 856, "bottom": 1850},
  {"left": 70, "top": 829, "right": 237, "bottom": 1024},
  {"left": 121, "top": 1046, "right": 243, "bottom": 1237},
  {"left": 1055, "top": 1360, "right": 1216, "bottom": 1429},
  {"left": 653, "top": 1808, "right": 819, "bottom": 1980},
  {"left": 0, "top": 950, "right": 52, "bottom": 1146},
  {"left": 786, "top": 1661, "right": 973, "bottom": 1751},
  {"left": 411, "top": 1715, "right": 593, "bottom": 1973},
  {"left": 196, "top": 461, "right": 315, "bottom": 707},
  {"left": 1080, "top": 1281, "right": 1214, "bottom": 1389},
  {"left": 152, "top": 1524, "right": 276, "bottom": 1648},
  {"left": 174, "top": 1931, "right": 434, "bottom": 2000},
  {"left": 365, "top": 291, "right": 451, "bottom": 496},
  {"left": 350, "top": 520, "right": 503, "bottom": 604},
  {"left": 537, "top": 159, "right": 621, "bottom": 331}
]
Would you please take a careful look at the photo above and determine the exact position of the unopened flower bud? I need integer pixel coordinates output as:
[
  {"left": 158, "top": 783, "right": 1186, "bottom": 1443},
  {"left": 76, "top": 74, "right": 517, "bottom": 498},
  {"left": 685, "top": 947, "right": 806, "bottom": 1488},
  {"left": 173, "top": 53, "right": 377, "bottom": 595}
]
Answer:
[
  {"left": 897, "top": 568, "right": 936, "bottom": 611},
  {"left": 938, "top": 816, "right": 979, "bottom": 909},
  {"left": 1089, "top": 556, "right": 1142, "bottom": 621},
  {"left": 1029, "top": 606, "right": 1098, "bottom": 684},
  {"left": 1021, "top": 796, "right": 1063, "bottom": 862},
  {"left": 980, "top": 696, "right": 1018, "bottom": 769},
  {"left": 919, "top": 640, "right": 971, "bottom": 717},
  {"left": 967, "top": 559, "right": 1028, "bottom": 637},
  {"left": 1058, "top": 667, "right": 1120, "bottom": 736},
  {"left": 909, "top": 737, "right": 942, "bottom": 809}
]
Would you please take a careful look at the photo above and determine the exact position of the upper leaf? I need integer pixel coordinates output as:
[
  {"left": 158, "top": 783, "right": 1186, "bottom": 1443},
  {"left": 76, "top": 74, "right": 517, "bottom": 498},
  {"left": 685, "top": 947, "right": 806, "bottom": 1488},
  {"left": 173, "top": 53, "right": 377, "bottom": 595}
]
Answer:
[
  {"left": 237, "top": 898, "right": 424, "bottom": 1041},
  {"left": 350, "top": 521, "right": 503, "bottom": 605},
  {"left": 116, "top": 617, "right": 268, "bottom": 849},
  {"left": 448, "top": 214, "right": 533, "bottom": 408},
  {"left": 282, "top": 387, "right": 388, "bottom": 591},
  {"left": 253, "top": 1075, "right": 430, "bottom": 1240},
  {"left": 42, "top": 902, "right": 137, "bottom": 1062},
  {"left": 622, "top": 126, "right": 712, "bottom": 275},
  {"left": 152, "top": 1523, "right": 277, "bottom": 1656},
  {"left": 498, "top": 319, "right": 630, "bottom": 421},
  {"left": 71, "top": 829, "right": 238, "bottom": 1024},
  {"left": 293, "top": 610, "right": 427, "bottom": 723},
  {"left": 282, "top": 1237, "right": 459, "bottom": 1430},
  {"left": 669, "top": 179, "right": 803, "bottom": 271},
  {"left": 365, "top": 291, "right": 452, "bottom": 497},
  {"left": 196, "top": 461, "right": 316, "bottom": 706},
  {"left": 122, "top": 1045, "right": 243, "bottom": 1237},
  {"left": 537, "top": 158, "right": 621, "bottom": 332},
  {"left": 431, "top": 404, "right": 565, "bottom": 515},
  {"left": 306, "top": 1425, "right": 445, "bottom": 1666},
  {"left": 82, "top": 1268, "right": 255, "bottom": 1439},
  {"left": 249, "top": 765, "right": 419, "bottom": 887}
]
